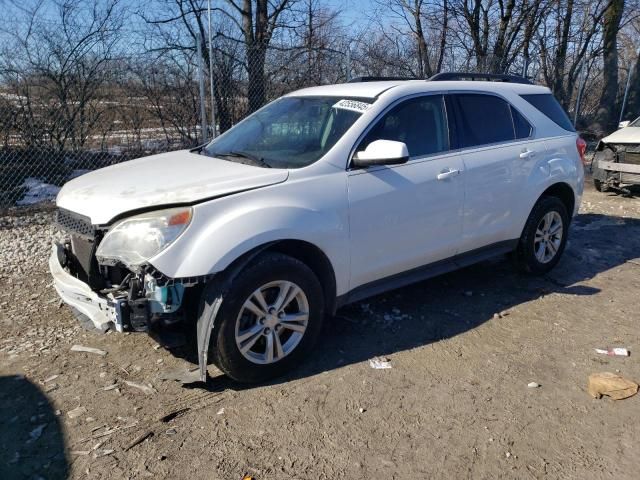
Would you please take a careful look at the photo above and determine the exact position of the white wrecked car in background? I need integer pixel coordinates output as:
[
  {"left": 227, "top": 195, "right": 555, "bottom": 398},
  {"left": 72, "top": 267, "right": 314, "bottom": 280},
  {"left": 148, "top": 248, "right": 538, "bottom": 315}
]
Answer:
[{"left": 592, "top": 117, "right": 640, "bottom": 192}]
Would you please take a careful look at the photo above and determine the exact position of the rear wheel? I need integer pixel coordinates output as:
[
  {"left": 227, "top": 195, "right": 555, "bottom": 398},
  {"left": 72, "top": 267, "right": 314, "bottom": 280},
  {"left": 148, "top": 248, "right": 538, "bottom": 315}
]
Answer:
[
  {"left": 514, "top": 196, "right": 569, "bottom": 275},
  {"left": 204, "top": 252, "right": 324, "bottom": 383}
]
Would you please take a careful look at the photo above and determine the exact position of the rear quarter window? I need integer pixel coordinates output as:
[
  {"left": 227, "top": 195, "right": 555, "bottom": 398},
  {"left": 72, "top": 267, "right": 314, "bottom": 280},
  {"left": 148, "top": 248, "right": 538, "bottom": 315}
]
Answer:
[{"left": 520, "top": 93, "right": 575, "bottom": 132}]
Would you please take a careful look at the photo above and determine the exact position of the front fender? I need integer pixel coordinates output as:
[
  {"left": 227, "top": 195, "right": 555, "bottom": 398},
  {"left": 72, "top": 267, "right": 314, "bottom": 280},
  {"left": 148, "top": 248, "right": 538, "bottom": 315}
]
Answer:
[{"left": 148, "top": 176, "right": 350, "bottom": 294}]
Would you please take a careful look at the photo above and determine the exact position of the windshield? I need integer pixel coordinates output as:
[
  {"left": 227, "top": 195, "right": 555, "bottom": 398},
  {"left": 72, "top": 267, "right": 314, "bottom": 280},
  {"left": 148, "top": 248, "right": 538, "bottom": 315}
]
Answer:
[
  {"left": 203, "top": 96, "right": 371, "bottom": 168},
  {"left": 630, "top": 117, "right": 640, "bottom": 127}
]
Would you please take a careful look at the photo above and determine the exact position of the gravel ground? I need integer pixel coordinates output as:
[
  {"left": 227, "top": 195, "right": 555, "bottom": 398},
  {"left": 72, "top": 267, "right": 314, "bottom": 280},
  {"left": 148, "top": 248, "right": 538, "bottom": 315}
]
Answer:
[{"left": 1, "top": 177, "right": 640, "bottom": 479}]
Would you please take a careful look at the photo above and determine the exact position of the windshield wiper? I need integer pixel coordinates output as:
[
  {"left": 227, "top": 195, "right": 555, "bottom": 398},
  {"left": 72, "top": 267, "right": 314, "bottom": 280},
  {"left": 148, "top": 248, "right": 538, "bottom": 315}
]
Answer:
[{"left": 216, "top": 150, "right": 272, "bottom": 168}]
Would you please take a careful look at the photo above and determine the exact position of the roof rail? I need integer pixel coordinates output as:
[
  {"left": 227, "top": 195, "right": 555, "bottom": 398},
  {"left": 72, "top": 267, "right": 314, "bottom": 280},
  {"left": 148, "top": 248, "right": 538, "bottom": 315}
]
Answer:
[
  {"left": 429, "top": 72, "right": 532, "bottom": 85},
  {"left": 348, "top": 76, "right": 419, "bottom": 83}
]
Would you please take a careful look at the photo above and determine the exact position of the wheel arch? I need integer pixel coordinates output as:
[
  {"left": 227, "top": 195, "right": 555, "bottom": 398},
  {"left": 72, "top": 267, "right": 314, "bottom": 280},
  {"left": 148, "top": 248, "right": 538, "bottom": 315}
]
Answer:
[
  {"left": 539, "top": 182, "right": 575, "bottom": 217},
  {"left": 220, "top": 239, "right": 338, "bottom": 316}
]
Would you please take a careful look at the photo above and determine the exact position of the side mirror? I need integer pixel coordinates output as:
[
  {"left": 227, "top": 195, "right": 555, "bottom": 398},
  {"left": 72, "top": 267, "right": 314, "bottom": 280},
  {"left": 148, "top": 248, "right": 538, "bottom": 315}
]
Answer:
[
  {"left": 352, "top": 140, "right": 409, "bottom": 168},
  {"left": 619, "top": 121, "right": 630, "bottom": 129}
]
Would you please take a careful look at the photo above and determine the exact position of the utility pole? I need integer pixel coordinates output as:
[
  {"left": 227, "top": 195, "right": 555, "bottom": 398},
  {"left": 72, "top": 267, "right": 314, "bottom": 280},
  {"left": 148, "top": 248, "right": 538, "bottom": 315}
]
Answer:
[
  {"left": 196, "top": 33, "right": 208, "bottom": 143},
  {"left": 207, "top": 0, "right": 217, "bottom": 138}
]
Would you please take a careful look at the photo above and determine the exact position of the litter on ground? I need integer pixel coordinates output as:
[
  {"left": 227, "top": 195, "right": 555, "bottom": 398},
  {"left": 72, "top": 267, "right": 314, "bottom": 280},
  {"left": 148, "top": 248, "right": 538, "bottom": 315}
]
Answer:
[
  {"left": 588, "top": 372, "right": 638, "bottom": 400},
  {"left": 369, "top": 357, "right": 392, "bottom": 369}
]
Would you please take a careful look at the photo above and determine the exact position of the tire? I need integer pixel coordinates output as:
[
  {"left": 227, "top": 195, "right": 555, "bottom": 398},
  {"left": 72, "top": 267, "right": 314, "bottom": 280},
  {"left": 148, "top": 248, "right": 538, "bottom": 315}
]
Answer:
[
  {"left": 202, "top": 252, "right": 325, "bottom": 383},
  {"left": 593, "top": 179, "right": 607, "bottom": 192},
  {"left": 513, "top": 196, "right": 569, "bottom": 275}
]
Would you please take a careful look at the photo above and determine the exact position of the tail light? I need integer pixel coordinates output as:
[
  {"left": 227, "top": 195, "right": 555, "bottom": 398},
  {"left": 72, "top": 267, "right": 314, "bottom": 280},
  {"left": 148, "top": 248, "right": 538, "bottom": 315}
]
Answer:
[{"left": 576, "top": 137, "right": 587, "bottom": 164}]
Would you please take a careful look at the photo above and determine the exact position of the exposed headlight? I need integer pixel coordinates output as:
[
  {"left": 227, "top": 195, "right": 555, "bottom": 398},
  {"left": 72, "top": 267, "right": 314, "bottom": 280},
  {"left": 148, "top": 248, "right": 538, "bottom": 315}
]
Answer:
[{"left": 96, "top": 207, "right": 192, "bottom": 268}]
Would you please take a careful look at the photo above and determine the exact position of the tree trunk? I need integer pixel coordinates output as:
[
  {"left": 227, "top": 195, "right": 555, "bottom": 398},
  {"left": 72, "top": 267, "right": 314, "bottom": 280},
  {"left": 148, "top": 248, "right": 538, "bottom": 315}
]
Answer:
[
  {"left": 594, "top": 0, "right": 625, "bottom": 135},
  {"left": 551, "top": 0, "right": 574, "bottom": 107},
  {"left": 626, "top": 51, "right": 640, "bottom": 120}
]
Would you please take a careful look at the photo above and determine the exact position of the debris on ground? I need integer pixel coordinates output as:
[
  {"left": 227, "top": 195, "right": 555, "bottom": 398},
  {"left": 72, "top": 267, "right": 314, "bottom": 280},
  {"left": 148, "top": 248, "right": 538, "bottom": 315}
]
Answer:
[
  {"left": 158, "top": 407, "right": 190, "bottom": 423},
  {"left": 588, "top": 372, "right": 639, "bottom": 400},
  {"left": 594, "top": 347, "right": 630, "bottom": 357},
  {"left": 157, "top": 367, "right": 201, "bottom": 384},
  {"left": 67, "top": 406, "right": 87, "bottom": 419},
  {"left": 124, "top": 380, "right": 157, "bottom": 395},
  {"left": 217, "top": 408, "right": 225, "bottom": 415},
  {"left": 369, "top": 357, "right": 392, "bottom": 369},
  {"left": 124, "top": 430, "right": 154, "bottom": 451},
  {"left": 93, "top": 449, "right": 115, "bottom": 458},
  {"left": 527, "top": 382, "right": 540, "bottom": 388},
  {"left": 70, "top": 345, "right": 107, "bottom": 356}
]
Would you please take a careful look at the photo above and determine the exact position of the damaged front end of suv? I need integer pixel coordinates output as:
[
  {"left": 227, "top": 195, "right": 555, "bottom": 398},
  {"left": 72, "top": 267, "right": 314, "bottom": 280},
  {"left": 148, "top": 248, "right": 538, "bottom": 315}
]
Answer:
[
  {"left": 50, "top": 207, "right": 201, "bottom": 334},
  {"left": 592, "top": 119, "right": 640, "bottom": 192},
  {"left": 592, "top": 143, "right": 640, "bottom": 191}
]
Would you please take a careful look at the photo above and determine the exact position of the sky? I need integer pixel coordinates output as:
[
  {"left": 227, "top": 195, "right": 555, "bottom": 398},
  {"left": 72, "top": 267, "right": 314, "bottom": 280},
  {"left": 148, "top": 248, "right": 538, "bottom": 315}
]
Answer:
[{"left": 323, "top": 0, "right": 380, "bottom": 27}]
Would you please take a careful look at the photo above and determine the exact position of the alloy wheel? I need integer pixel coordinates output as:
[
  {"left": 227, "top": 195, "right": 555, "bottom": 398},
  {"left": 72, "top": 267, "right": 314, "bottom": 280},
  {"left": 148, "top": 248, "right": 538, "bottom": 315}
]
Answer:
[
  {"left": 534, "top": 211, "right": 563, "bottom": 264},
  {"left": 234, "top": 280, "right": 309, "bottom": 364}
]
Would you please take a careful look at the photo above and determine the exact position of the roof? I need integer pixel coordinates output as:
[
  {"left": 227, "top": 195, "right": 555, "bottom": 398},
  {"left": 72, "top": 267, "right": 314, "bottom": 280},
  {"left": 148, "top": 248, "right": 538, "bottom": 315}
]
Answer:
[{"left": 287, "top": 79, "right": 549, "bottom": 99}]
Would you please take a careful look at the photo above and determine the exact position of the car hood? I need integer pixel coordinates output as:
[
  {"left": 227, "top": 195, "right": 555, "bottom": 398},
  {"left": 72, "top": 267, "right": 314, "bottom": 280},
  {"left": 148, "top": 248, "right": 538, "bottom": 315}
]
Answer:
[
  {"left": 56, "top": 150, "right": 289, "bottom": 224},
  {"left": 601, "top": 127, "right": 640, "bottom": 145}
]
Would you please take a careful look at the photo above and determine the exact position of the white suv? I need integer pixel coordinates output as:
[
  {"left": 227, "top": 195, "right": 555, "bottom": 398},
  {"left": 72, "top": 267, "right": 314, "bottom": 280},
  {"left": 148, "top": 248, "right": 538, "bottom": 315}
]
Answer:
[{"left": 50, "top": 73, "right": 585, "bottom": 383}]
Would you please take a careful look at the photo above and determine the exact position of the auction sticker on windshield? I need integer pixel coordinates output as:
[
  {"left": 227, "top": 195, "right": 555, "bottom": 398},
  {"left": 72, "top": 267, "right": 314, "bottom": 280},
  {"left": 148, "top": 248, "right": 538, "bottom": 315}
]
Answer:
[{"left": 333, "top": 99, "right": 372, "bottom": 113}]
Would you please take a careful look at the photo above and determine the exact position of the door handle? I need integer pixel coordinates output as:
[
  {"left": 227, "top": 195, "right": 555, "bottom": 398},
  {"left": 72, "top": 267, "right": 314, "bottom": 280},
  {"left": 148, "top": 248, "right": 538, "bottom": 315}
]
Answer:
[
  {"left": 436, "top": 168, "right": 461, "bottom": 180},
  {"left": 520, "top": 149, "right": 536, "bottom": 159}
]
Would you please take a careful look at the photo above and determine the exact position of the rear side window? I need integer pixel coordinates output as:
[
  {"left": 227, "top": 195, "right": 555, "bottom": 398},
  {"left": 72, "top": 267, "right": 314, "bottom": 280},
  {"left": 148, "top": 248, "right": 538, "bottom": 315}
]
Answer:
[
  {"left": 358, "top": 95, "right": 449, "bottom": 158},
  {"left": 512, "top": 107, "right": 532, "bottom": 138},
  {"left": 451, "top": 94, "right": 515, "bottom": 148},
  {"left": 520, "top": 93, "right": 575, "bottom": 132}
]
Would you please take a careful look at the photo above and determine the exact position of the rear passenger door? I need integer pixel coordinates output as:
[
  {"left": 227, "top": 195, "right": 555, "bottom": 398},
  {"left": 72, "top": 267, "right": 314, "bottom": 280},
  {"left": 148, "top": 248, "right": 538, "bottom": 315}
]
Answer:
[{"left": 448, "top": 93, "right": 545, "bottom": 253}]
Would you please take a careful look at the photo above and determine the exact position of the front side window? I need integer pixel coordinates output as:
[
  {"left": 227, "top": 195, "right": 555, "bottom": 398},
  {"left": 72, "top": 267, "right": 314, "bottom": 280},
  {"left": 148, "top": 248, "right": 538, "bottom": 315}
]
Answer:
[
  {"left": 357, "top": 95, "right": 449, "bottom": 158},
  {"left": 452, "top": 94, "right": 516, "bottom": 147},
  {"left": 203, "top": 96, "right": 369, "bottom": 168}
]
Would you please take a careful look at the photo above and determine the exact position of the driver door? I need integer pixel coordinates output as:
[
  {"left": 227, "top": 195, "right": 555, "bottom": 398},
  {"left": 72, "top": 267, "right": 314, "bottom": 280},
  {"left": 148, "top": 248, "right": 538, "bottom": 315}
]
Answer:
[{"left": 347, "top": 94, "right": 465, "bottom": 291}]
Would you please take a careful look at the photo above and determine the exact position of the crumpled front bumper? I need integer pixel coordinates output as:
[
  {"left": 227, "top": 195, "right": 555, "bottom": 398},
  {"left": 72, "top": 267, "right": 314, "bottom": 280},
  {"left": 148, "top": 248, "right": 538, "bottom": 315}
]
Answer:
[{"left": 49, "top": 243, "right": 117, "bottom": 331}]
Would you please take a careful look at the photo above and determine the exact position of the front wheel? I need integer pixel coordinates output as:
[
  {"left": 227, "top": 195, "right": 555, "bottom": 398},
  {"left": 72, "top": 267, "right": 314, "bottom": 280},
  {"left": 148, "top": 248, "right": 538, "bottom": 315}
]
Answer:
[
  {"left": 513, "top": 196, "right": 569, "bottom": 275},
  {"left": 203, "top": 252, "right": 325, "bottom": 383},
  {"left": 593, "top": 178, "right": 607, "bottom": 192}
]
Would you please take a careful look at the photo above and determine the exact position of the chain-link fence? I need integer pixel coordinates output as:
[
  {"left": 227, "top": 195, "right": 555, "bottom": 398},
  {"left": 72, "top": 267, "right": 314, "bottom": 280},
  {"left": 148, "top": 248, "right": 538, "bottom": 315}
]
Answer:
[{"left": 0, "top": 20, "right": 349, "bottom": 208}]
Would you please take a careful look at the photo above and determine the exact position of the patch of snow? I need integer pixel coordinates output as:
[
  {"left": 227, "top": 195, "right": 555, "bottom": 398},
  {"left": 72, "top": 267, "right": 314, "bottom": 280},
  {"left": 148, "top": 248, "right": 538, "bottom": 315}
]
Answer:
[{"left": 16, "top": 178, "right": 60, "bottom": 206}]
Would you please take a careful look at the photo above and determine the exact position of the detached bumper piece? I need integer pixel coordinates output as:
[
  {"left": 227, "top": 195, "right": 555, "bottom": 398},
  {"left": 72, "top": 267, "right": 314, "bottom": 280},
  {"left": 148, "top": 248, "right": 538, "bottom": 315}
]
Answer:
[
  {"left": 49, "top": 243, "right": 166, "bottom": 333},
  {"left": 49, "top": 243, "right": 116, "bottom": 331}
]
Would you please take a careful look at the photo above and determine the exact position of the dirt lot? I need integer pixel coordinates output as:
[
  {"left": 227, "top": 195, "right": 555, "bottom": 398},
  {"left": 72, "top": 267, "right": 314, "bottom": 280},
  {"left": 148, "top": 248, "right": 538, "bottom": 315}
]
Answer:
[{"left": 1, "top": 176, "right": 640, "bottom": 480}]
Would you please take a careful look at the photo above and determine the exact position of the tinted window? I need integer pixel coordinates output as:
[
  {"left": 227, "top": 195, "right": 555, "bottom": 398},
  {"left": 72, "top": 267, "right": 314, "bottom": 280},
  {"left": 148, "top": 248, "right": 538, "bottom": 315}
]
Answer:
[
  {"left": 520, "top": 93, "right": 575, "bottom": 132},
  {"left": 358, "top": 95, "right": 449, "bottom": 158},
  {"left": 512, "top": 107, "right": 532, "bottom": 138},
  {"left": 453, "top": 94, "right": 515, "bottom": 147}
]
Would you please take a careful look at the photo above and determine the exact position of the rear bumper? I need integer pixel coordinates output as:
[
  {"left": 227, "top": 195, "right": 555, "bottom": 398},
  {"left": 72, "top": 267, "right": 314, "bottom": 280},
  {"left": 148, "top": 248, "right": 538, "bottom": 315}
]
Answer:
[{"left": 49, "top": 243, "right": 116, "bottom": 331}]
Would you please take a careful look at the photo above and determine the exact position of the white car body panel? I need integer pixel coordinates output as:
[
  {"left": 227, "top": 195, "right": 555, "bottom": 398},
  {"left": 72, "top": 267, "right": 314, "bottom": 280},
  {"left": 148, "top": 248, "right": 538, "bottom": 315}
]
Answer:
[
  {"left": 149, "top": 160, "right": 353, "bottom": 296},
  {"left": 601, "top": 124, "right": 640, "bottom": 144},
  {"left": 347, "top": 152, "right": 464, "bottom": 289},
  {"left": 56, "top": 150, "right": 289, "bottom": 224},
  {"left": 52, "top": 78, "right": 583, "bottom": 322}
]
